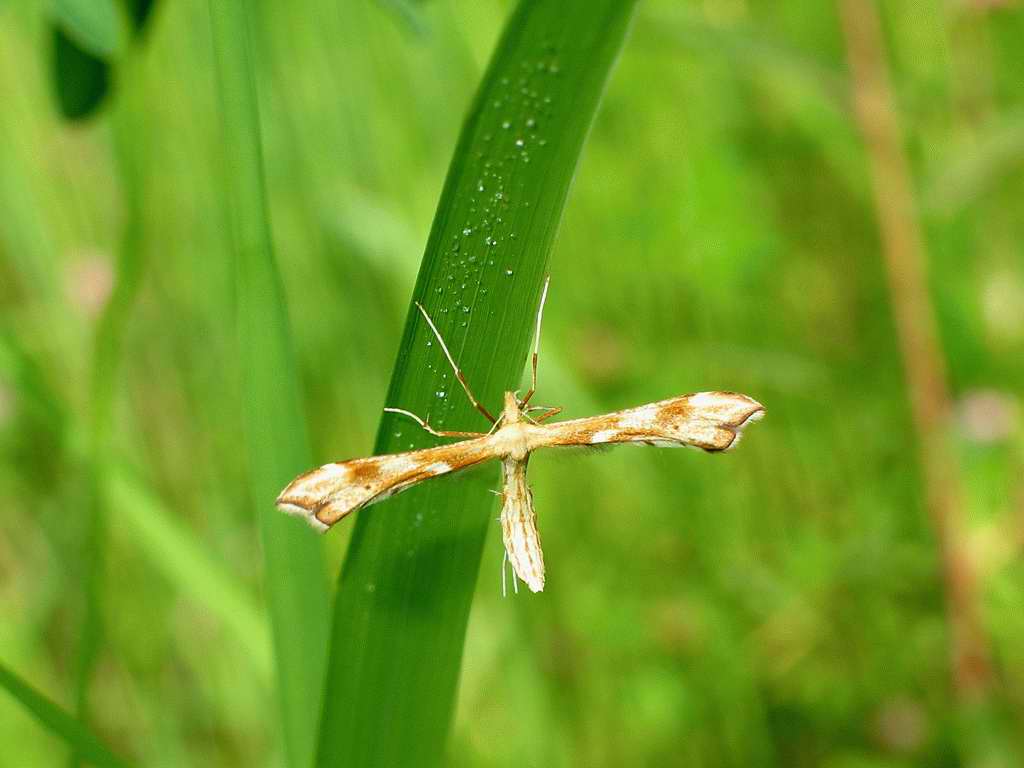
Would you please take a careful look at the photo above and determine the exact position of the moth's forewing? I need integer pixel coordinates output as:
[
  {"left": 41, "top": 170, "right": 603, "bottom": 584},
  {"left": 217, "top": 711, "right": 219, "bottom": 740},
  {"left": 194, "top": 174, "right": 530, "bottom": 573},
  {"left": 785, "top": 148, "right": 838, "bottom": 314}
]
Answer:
[
  {"left": 654, "top": 391, "right": 765, "bottom": 450},
  {"left": 537, "top": 391, "right": 764, "bottom": 452},
  {"left": 276, "top": 438, "right": 497, "bottom": 530}
]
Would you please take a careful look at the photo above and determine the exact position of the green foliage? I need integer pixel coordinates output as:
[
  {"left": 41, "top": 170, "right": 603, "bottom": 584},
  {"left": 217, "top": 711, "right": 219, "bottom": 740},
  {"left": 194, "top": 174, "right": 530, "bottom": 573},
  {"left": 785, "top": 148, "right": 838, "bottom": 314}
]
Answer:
[
  {"left": 316, "top": 3, "right": 636, "bottom": 767},
  {"left": 0, "top": 663, "right": 132, "bottom": 768},
  {"left": 1, "top": 0, "right": 1023, "bottom": 767},
  {"left": 208, "top": 2, "right": 330, "bottom": 766},
  {"left": 50, "top": 0, "right": 124, "bottom": 56},
  {"left": 52, "top": 26, "right": 110, "bottom": 120}
]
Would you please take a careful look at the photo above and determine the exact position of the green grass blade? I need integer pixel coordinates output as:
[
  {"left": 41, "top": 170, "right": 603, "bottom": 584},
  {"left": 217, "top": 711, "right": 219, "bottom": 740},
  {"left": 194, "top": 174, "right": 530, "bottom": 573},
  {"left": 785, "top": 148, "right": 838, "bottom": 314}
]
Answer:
[
  {"left": 69, "top": 124, "right": 147, "bottom": 768},
  {"left": 0, "top": 662, "right": 133, "bottom": 768},
  {"left": 52, "top": 26, "right": 110, "bottom": 120},
  {"left": 207, "top": 3, "right": 330, "bottom": 767},
  {"left": 1, "top": 319, "right": 272, "bottom": 681},
  {"left": 105, "top": 463, "right": 273, "bottom": 680},
  {"left": 51, "top": 0, "right": 124, "bottom": 57},
  {"left": 315, "top": 2, "right": 638, "bottom": 766}
]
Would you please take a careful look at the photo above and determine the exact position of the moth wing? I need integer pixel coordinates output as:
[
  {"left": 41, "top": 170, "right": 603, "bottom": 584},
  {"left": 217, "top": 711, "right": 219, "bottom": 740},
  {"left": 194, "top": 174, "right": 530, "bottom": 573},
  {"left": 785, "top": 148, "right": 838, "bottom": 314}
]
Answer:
[
  {"left": 541, "top": 391, "right": 764, "bottom": 453},
  {"left": 277, "top": 441, "right": 493, "bottom": 531},
  {"left": 673, "top": 391, "right": 765, "bottom": 451},
  {"left": 276, "top": 457, "right": 385, "bottom": 531}
]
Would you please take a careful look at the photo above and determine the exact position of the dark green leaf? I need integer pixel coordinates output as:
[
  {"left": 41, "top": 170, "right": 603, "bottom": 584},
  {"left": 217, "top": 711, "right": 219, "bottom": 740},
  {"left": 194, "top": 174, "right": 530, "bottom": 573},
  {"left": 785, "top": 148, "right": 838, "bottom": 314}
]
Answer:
[
  {"left": 52, "top": 26, "right": 110, "bottom": 121},
  {"left": 122, "top": 0, "right": 157, "bottom": 35},
  {"left": 315, "top": 2, "right": 638, "bottom": 766}
]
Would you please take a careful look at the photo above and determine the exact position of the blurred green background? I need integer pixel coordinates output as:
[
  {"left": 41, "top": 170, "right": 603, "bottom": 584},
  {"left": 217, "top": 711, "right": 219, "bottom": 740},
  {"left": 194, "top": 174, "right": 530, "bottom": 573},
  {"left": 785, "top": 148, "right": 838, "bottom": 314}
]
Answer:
[{"left": 2, "top": 0, "right": 1024, "bottom": 766}]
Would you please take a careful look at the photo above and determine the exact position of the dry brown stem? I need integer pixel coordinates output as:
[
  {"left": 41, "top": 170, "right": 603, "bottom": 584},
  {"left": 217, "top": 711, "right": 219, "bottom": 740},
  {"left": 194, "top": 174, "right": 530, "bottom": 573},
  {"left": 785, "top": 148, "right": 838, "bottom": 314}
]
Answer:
[{"left": 838, "top": 0, "right": 992, "bottom": 700}]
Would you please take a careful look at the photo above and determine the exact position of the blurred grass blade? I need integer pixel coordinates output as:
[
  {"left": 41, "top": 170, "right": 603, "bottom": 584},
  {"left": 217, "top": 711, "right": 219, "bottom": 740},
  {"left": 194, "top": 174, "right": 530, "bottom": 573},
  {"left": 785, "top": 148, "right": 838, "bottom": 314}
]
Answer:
[
  {"left": 51, "top": 0, "right": 124, "bottom": 57},
  {"left": 123, "top": 0, "right": 158, "bottom": 36},
  {"left": 0, "top": 328, "right": 67, "bottom": 437},
  {"left": 52, "top": 26, "right": 110, "bottom": 121},
  {"left": 0, "top": 662, "right": 133, "bottom": 768},
  {"left": 648, "top": 7, "right": 846, "bottom": 107},
  {"left": 105, "top": 464, "right": 273, "bottom": 680},
  {"left": 0, "top": 331, "right": 272, "bottom": 681},
  {"left": 207, "top": 3, "right": 330, "bottom": 767},
  {"left": 374, "top": 0, "right": 429, "bottom": 36},
  {"left": 69, "top": 123, "right": 148, "bottom": 768},
  {"left": 316, "top": 2, "right": 637, "bottom": 766}
]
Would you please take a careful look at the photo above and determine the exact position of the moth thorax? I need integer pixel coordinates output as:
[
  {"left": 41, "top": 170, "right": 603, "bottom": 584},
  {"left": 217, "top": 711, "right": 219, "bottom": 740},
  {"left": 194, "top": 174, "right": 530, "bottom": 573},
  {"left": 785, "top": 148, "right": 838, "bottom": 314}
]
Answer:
[{"left": 503, "top": 390, "right": 523, "bottom": 423}]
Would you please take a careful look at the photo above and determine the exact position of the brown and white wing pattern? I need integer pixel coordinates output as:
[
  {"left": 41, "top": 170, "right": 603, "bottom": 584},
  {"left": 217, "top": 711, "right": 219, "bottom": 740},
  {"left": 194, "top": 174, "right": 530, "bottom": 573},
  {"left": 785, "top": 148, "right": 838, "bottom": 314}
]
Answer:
[
  {"left": 538, "top": 391, "right": 764, "bottom": 452},
  {"left": 499, "top": 456, "right": 545, "bottom": 593},
  {"left": 276, "top": 437, "right": 497, "bottom": 531}
]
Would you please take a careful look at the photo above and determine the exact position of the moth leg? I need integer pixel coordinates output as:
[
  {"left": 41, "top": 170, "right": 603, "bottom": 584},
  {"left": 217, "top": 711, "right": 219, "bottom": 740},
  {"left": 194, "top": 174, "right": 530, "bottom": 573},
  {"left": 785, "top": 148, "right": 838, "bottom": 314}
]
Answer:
[
  {"left": 501, "top": 549, "right": 508, "bottom": 598},
  {"left": 521, "top": 275, "right": 550, "bottom": 406},
  {"left": 415, "top": 302, "right": 496, "bottom": 424},
  {"left": 500, "top": 549, "right": 520, "bottom": 596},
  {"left": 525, "top": 405, "right": 562, "bottom": 424},
  {"left": 384, "top": 407, "right": 486, "bottom": 438}
]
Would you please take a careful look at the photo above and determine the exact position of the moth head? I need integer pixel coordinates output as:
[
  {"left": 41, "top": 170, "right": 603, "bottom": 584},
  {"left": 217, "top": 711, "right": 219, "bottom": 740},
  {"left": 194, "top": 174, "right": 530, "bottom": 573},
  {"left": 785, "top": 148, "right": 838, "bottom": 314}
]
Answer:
[{"left": 503, "top": 390, "right": 527, "bottom": 423}]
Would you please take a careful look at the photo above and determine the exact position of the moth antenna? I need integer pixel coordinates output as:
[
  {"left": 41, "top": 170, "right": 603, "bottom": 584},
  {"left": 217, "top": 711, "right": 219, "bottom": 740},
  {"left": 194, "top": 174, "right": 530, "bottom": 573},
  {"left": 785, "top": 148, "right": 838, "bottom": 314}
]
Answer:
[
  {"left": 415, "top": 302, "right": 496, "bottom": 424},
  {"left": 521, "top": 275, "right": 550, "bottom": 406}
]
